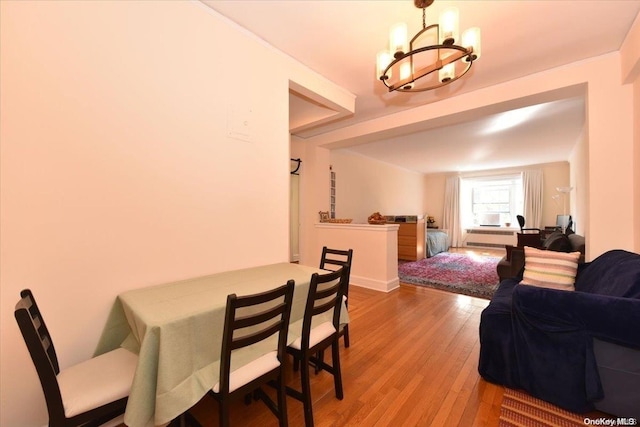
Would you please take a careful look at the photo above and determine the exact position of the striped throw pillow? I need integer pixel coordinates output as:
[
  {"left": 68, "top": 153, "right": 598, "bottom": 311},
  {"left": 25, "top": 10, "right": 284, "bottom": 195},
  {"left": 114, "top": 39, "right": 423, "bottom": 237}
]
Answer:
[{"left": 520, "top": 246, "right": 581, "bottom": 291}]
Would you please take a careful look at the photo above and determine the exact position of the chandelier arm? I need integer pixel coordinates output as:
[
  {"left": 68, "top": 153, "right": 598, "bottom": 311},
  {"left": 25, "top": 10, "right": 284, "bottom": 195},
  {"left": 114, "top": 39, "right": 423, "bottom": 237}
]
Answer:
[
  {"left": 397, "top": 58, "right": 473, "bottom": 92},
  {"left": 410, "top": 23, "right": 439, "bottom": 47},
  {"left": 381, "top": 44, "right": 473, "bottom": 92}
]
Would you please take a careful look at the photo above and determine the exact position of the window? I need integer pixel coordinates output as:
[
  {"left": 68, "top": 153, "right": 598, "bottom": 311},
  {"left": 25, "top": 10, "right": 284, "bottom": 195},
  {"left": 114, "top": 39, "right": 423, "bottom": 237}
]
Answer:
[{"left": 460, "top": 175, "right": 522, "bottom": 227}]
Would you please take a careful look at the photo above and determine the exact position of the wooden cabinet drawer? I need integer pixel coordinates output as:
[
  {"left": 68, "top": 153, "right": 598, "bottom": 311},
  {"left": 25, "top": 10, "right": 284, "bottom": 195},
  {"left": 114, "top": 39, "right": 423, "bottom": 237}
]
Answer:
[
  {"left": 398, "top": 224, "right": 414, "bottom": 236},
  {"left": 398, "top": 246, "right": 416, "bottom": 260},
  {"left": 398, "top": 235, "right": 417, "bottom": 246}
]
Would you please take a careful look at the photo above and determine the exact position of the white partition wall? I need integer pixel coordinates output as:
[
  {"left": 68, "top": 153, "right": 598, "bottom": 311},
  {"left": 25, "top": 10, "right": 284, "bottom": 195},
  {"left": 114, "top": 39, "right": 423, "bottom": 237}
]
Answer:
[{"left": 315, "top": 223, "right": 400, "bottom": 292}]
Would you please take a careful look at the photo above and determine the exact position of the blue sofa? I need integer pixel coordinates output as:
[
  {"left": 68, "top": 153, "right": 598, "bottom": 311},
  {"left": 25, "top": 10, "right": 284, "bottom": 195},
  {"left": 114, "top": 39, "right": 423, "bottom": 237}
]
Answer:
[{"left": 479, "top": 249, "right": 640, "bottom": 417}]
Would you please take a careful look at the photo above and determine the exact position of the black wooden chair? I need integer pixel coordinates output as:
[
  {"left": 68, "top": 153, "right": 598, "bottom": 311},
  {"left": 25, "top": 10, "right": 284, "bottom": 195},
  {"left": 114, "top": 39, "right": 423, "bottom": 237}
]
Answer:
[
  {"left": 286, "top": 268, "right": 347, "bottom": 427},
  {"left": 14, "top": 289, "right": 138, "bottom": 427},
  {"left": 516, "top": 215, "right": 541, "bottom": 234},
  {"left": 319, "top": 247, "right": 353, "bottom": 348},
  {"left": 207, "top": 280, "right": 295, "bottom": 427}
]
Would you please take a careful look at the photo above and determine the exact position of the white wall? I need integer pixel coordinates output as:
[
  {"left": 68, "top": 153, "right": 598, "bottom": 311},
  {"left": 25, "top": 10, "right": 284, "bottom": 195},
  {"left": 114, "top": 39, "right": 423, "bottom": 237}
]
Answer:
[
  {"left": 424, "top": 173, "right": 447, "bottom": 228},
  {"left": 539, "top": 162, "right": 572, "bottom": 227},
  {"left": 330, "top": 150, "right": 424, "bottom": 223},
  {"left": 0, "top": 2, "right": 349, "bottom": 426},
  {"left": 635, "top": 78, "right": 640, "bottom": 250},
  {"left": 623, "top": 13, "right": 640, "bottom": 250},
  {"left": 569, "top": 131, "right": 589, "bottom": 236}
]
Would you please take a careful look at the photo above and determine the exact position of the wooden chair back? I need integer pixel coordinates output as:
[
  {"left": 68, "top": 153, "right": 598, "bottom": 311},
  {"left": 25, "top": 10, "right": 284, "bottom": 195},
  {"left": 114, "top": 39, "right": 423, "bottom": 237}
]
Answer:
[
  {"left": 218, "top": 280, "right": 295, "bottom": 395},
  {"left": 15, "top": 289, "right": 130, "bottom": 427},
  {"left": 300, "top": 268, "right": 347, "bottom": 351}
]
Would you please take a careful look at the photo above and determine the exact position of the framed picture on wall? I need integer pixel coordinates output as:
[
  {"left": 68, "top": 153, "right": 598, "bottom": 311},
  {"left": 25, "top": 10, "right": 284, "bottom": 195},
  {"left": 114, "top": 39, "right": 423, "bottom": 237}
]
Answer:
[{"left": 319, "top": 211, "right": 330, "bottom": 222}]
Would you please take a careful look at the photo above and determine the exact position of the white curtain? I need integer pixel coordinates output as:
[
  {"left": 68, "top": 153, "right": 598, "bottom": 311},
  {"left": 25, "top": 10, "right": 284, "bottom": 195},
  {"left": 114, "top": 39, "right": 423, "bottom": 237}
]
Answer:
[
  {"left": 522, "top": 169, "right": 543, "bottom": 229},
  {"left": 442, "top": 176, "right": 463, "bottom": 247}
]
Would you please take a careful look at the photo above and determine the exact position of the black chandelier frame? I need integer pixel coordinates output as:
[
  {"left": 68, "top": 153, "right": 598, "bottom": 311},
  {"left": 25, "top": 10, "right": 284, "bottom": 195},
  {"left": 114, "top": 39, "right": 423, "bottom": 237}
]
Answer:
[{"left": 379, "top": 4, "right": 478, "bottom": 93}]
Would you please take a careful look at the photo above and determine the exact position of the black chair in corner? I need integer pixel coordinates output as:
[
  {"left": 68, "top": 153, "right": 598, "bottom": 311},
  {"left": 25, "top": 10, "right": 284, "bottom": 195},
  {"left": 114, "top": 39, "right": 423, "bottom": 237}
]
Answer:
[
  {"left": 286, "top": 268, "right": 347, "bottom": 427},
  {"left": 206, "top": 280, "right": 295, "bottom": 427},
  {"left": 516, "top": 215, "right": 541, "bottom": 234},
  {"left": 319, "top": 247, "right": 353, "bottom": 348},
  {"left": 14, "top": 289, "right": 138, "bottom": 427}
]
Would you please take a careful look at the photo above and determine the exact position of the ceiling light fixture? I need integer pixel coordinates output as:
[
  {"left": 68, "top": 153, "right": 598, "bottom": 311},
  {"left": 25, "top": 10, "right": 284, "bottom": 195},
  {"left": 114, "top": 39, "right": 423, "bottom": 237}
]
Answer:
[{"left": 377, "top": 0, "right": 481, "bottom": 93}]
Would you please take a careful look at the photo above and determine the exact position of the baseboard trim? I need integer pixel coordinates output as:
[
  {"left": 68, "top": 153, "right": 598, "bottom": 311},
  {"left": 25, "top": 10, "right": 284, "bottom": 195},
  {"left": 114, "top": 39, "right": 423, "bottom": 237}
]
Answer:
[{"left": 351, "top": 275, "right": 400, "bottom": 293}]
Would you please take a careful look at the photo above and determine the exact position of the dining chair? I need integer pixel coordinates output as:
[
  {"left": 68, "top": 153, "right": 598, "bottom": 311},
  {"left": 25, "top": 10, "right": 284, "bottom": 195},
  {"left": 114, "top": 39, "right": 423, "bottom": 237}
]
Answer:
[
  {"left": 319, "top": 247, "right": 353, "bottom": 348},
  {"left": 516, "top": 215, "right": 541, "bottom": 234},
  {"left": 14, "top": 289, "right": 138, "bottom": 427},
  {"left": 207, "top": 280, "right": 295, "bottom": 427},
  {"left": 286, "top": 268, "right": 347, "bottom": 427}
]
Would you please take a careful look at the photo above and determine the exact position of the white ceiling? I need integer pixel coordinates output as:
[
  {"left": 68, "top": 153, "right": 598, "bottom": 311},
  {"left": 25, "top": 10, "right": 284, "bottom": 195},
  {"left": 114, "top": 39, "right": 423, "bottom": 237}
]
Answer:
[{"left": 202, "top": 1, "right": 640, "bottom": 174}]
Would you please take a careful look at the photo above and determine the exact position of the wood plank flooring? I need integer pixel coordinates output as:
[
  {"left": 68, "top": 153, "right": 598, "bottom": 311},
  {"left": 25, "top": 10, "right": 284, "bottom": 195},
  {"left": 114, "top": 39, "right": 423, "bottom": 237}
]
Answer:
[{"left": 186, "top": 279, "right": 504, "bottom": 426}]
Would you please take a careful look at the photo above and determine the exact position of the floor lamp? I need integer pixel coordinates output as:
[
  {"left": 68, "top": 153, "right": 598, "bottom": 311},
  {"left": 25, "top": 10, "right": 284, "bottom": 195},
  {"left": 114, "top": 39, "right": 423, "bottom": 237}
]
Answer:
[{"left": 556, "top": 186, "right": 573, "bottom": 232}]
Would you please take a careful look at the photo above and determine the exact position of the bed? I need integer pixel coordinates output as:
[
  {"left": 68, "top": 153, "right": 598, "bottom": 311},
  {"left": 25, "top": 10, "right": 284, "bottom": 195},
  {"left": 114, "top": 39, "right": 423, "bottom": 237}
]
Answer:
[{"left": 426, "top": 229, "right": 450, "bottom": 257}]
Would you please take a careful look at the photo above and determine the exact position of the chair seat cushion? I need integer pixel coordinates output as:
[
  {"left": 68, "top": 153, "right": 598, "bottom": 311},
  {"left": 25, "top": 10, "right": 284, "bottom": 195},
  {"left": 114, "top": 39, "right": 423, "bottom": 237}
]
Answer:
[
  {"left": 289, "top": 321, "right": 336, "bottom": 350},
  {"left": 57, "top": 347, "right": 138, "bottom": 417},
  {"left": 212, "top": 350, "right": 280, "bottom": 393}
]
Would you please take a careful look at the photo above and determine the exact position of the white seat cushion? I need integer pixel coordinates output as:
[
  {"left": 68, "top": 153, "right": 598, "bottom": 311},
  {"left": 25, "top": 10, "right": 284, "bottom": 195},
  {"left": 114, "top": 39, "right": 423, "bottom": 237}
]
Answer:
[
  {"left": 289, "top": 321, "right": 336, "bottom": 350},
  {"left": 57, "top": 347, "right": 138, "bottom": 417},
  {"left": 212, "top": 350, "right": 280, "bottom": 393}
]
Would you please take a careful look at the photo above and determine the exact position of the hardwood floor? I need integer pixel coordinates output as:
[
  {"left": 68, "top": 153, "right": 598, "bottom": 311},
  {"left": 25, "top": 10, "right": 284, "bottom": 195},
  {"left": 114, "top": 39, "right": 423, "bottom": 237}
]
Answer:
[
  {"left": 448, "top": 246, "right": 506, "bottom": 258},
  {"left": 186, "top": 279, "right": 504, "bottom": 426}
]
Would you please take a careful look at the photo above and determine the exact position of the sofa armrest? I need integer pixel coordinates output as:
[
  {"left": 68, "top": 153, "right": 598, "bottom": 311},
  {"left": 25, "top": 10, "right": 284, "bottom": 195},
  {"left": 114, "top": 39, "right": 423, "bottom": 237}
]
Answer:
[
  {"left": 509, "top": 248, "right": 525, "bottom": 279},
  {"left": 513, "top": 285, "right": 640, "bottom": 348},
  {"left": 505, "top": 245, "right": 514, "bottom": 262},
  {"left": 510, "top": 284, "right": 640, "bottom": 412}
]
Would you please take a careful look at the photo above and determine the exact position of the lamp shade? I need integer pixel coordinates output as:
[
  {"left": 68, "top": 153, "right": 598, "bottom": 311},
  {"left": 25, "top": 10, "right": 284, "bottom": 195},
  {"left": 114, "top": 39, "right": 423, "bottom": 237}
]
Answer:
[
  {"left": 556, "top": 186, "right": 573, "bottom": 193},
  {"left": 439, "top": 62, "right": 454, "bottom": 83},
  {"left": 390, "top": 22, "right": 408, "bottom": 58},
  {"left": 400, "top": 61, "right": 414, "bottom": 89},
  {"left": 439, "top": 7, "right": 459, "bottom": 44},
  {"left": 462, "top": 27, "right": 481, "bottom": 60},
  {"left": 377, "top": 50, "right": 393, "bottom": 79}
]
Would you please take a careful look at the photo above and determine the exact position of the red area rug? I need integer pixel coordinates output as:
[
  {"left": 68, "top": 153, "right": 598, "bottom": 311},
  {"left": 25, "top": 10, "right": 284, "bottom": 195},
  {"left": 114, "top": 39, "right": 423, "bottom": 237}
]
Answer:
[
  {"left": 398, "top": 252, "right": 501, "bottom": 299},
  {"left": 500, "top": 388, "right": 586, "bottom": 426}
]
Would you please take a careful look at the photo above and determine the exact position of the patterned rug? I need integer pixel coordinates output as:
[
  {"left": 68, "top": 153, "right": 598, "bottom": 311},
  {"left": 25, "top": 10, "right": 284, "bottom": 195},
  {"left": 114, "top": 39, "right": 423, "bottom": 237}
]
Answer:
[
  {"left": 500, "top": 388, "right": 587, "bottom": 426},
  {"left": 398, "top": 252, "right": 501, "bottom": 299}
]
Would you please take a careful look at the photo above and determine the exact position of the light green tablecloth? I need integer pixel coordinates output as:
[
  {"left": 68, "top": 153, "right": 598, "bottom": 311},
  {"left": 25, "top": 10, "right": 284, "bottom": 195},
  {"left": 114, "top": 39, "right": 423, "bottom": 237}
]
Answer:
[{"left": 95, "top": 262, "right": 348, "bottom": 427}]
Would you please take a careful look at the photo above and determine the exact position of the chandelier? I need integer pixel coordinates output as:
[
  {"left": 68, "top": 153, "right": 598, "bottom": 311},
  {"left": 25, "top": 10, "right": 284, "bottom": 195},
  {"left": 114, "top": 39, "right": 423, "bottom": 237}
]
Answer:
[{"left": 376, "top": 0, "right": 481, "bottom": 92}]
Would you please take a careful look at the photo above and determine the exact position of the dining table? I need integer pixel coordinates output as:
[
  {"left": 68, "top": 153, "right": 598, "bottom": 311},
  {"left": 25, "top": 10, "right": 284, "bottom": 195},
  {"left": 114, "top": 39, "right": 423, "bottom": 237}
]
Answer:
[{"left": 94, "top": 262, "right": 349, "bottom": 427}]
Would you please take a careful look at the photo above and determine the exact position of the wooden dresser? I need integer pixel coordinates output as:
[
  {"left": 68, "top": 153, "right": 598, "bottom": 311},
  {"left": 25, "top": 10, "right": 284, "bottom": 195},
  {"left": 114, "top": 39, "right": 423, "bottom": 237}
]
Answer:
[{"left": 396, "top": 219, "right": 425, "bottom": 261}]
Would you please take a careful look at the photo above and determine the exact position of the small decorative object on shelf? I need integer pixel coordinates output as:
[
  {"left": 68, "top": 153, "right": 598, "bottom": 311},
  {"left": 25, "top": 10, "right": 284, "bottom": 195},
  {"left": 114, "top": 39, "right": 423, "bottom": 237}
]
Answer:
[
  {"left": 368, "top": 212, "right": 387, "bottom": 224},
  {"left": 319, "top": 211, "right": 352, "bottom": 223},
  {"left": 426, "top": 216, "right": 437, "bottom": 228}
]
